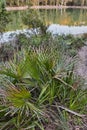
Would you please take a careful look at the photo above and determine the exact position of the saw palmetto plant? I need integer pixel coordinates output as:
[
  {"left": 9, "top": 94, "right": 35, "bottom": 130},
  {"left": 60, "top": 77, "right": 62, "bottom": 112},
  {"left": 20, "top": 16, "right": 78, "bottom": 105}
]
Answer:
[{"left": 0, "top": 41, "right": 87, "bottom": 130}]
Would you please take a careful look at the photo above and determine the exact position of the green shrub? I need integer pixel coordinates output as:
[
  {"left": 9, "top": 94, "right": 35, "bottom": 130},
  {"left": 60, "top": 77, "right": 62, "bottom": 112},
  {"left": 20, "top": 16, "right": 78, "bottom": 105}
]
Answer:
[
  {"left": 0, "top": 1, "right": 10, "bottom": 33},
  {"left": 22, "top": 9, "right": 47, "bottom": 35},
  {"left": 0, "top": 41, "right": 87, "bottom": 129}
]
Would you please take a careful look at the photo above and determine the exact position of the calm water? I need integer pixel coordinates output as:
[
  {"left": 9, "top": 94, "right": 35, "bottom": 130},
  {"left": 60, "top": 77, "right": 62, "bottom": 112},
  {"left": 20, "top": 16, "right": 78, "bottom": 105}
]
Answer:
[{"left": 6, "top": 8, "right": 87, "bottom": 31}]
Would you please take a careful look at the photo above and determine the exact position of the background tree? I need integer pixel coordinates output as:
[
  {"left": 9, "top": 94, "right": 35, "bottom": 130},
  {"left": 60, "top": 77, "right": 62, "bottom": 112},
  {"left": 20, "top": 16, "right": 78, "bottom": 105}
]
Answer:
[{"left": 5, "top": 0, "right": 87, "bottom": 6}]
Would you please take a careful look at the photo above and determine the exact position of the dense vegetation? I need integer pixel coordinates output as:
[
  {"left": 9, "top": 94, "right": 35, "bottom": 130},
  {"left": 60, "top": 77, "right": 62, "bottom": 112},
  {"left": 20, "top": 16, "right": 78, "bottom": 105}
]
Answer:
[
  {"left": 5, "top": 0, "right": 87, "bottom": 6},
  {"left": 0, "top": 32, "right": 87, "bottom": 130},
  {"left": 0, "top": 1, "right": 87, "bottom": 130}
]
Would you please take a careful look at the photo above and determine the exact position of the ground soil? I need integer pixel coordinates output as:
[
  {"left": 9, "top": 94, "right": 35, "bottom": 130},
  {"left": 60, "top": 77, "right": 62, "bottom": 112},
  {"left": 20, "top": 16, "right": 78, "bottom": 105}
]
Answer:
[{"left": 76, "top": 45, "right": 87, "bottom": 89}]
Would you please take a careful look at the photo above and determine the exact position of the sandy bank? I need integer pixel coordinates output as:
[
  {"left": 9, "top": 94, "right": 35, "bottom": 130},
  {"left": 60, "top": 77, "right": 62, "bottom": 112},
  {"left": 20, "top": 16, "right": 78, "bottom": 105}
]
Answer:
[
  {"left": 6, "top": 6, "right": 87, "bottom": 11},
  {"left": 47, "top": 24, "right": 87, "bottom": 35},
  {"left": 1, "top": 24, "right": 87, "bottom": 44}
]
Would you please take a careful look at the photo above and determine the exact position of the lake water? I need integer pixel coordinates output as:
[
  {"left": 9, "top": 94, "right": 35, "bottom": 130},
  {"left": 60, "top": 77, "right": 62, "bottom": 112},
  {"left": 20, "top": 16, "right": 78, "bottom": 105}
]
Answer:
[
  {"left": 6, "top": 8, "right": 87, "bottom": 31},
  {"left": 1, "top": 8, "right": 87, "bottom": 44}
]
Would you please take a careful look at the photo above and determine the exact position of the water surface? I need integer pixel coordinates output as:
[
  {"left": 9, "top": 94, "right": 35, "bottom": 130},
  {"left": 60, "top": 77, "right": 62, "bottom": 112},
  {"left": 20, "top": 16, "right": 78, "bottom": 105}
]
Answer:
[
  {"left": 6, "top": 8, "right": 87, "bottom": 31},
  {"left": 1, "top": 8, "right": 87, "bottom": 44}
]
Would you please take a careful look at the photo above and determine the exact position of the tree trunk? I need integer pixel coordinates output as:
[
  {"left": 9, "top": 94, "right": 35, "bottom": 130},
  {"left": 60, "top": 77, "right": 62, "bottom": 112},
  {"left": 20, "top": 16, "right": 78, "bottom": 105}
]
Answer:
[{"left": 81, "top": 0, "right": 85, "bottom": 6}]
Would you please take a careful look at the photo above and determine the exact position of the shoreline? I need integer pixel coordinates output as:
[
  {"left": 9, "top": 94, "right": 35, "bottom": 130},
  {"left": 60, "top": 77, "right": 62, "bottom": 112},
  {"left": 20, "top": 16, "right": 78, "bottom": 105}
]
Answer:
[
  {"left": 1, "top": 24, "right": 87, "bottom": 44},
  {"left": 6, "top": 6, "right": 87, "bottom": 11}
]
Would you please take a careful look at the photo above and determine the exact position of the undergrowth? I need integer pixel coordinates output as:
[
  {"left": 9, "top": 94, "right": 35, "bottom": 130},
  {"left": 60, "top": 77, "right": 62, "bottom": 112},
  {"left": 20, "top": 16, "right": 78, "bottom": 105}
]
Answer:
[{"left": 0, "top": 35, "right": 87, "bottom": 130}]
